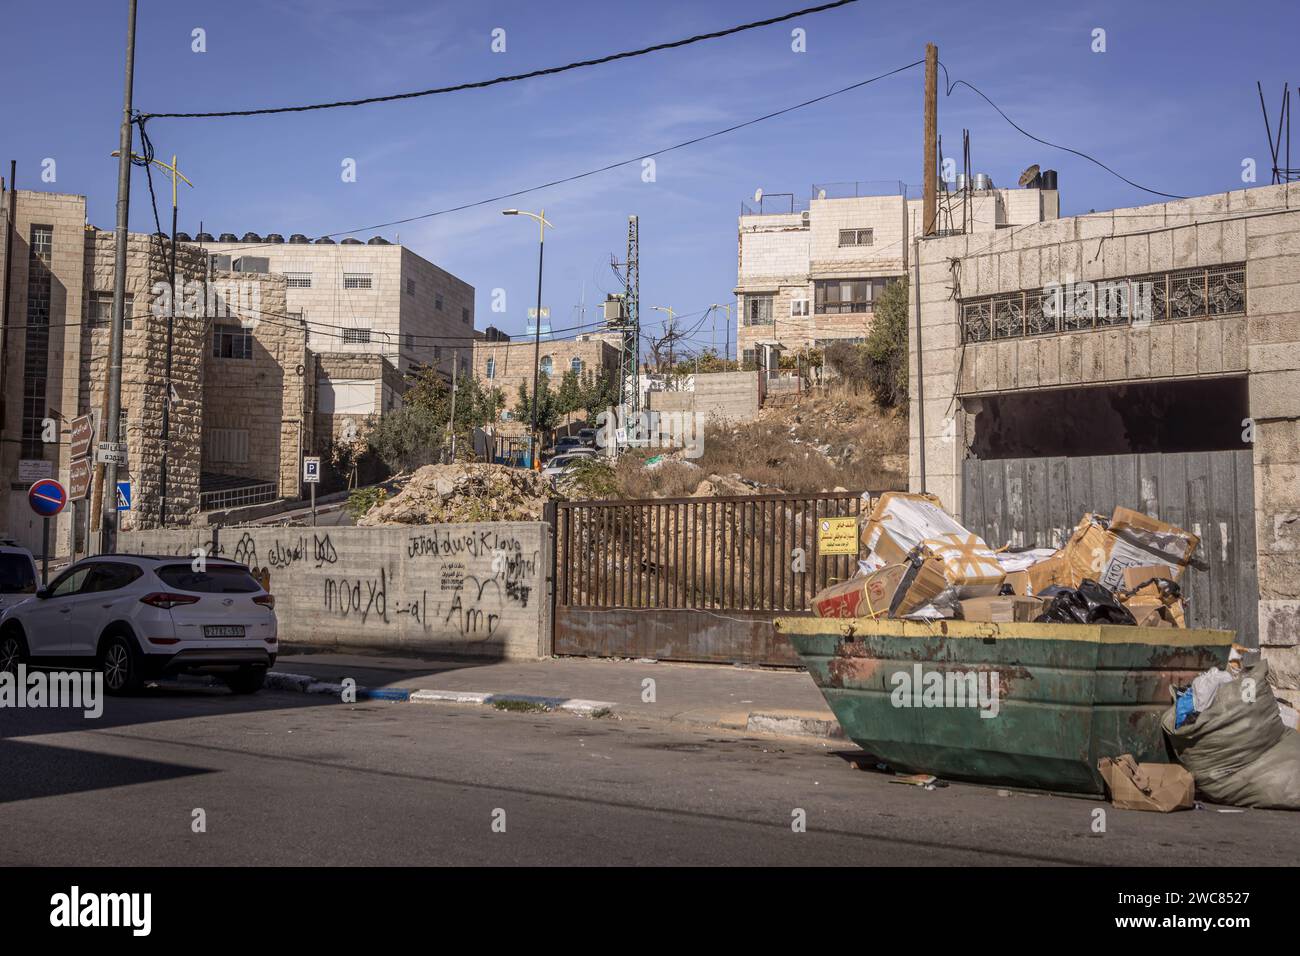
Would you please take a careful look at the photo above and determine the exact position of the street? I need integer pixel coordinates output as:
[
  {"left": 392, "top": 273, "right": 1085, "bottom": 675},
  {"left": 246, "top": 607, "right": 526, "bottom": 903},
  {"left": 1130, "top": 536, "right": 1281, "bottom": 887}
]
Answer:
[{"left": 2, "top": 683, "right": 1294, "bottom": 866}]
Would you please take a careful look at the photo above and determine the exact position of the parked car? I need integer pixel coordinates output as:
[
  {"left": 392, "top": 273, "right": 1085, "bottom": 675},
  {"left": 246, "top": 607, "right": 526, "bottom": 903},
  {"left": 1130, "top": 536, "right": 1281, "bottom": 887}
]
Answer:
[
  {"left": 0, "top": 554, "right": 277, "bottom": 695},
  {"left": 554, "top": 435, "right": 585, "bottom": 454},
  {"left": 0, "top": 543, "right": 39, "bottom": 616},
  {"left": 542, "top": 453, "right": 589, "bottom": 481},
  {"left": 577, "top": 427, "right": 598, "bottom": 447}
]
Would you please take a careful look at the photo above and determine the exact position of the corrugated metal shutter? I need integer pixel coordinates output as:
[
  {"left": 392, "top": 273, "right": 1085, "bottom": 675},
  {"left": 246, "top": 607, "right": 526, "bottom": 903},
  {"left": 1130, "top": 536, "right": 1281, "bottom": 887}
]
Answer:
[{"left": 961, "top": 450, "right": 1258, "bottom": 645}]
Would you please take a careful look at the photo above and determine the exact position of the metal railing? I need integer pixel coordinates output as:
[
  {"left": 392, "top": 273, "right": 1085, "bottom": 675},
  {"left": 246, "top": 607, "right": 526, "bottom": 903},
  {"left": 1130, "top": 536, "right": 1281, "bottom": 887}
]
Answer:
[
  {"left": 960, "top": 263, "right": 1247, "bottom": 344},
  {"left": 555, "top": 491, "right": 873, "bottom": 612},
  {"left": 200, "top": 481, "right": 278, "bottom": 512}
]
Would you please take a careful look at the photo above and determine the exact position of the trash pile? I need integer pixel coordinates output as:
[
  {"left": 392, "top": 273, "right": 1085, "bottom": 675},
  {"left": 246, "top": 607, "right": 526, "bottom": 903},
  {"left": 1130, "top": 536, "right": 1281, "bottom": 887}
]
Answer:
[
  {"left": 811, "top": 491, "right": 1198, "bottom": 625},
  {"left": 355, "top": 463, "right": 556, "bottom": 525}
]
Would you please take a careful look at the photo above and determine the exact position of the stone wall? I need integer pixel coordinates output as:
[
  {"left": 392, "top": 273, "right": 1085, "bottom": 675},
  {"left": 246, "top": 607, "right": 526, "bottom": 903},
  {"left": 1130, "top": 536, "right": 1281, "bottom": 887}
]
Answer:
[
  {"left": 647, "top": 371, "right": 761, "bottom": 423},
  {"left": 119, "top": 522, "right": 552, "bottom": 659},
  {"left": 471, "top": 338, "right": 619, "bottom": 417}
]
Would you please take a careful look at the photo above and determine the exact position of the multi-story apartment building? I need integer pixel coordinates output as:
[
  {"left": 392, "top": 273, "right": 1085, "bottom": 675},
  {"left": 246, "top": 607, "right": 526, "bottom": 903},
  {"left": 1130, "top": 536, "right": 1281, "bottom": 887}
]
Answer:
[
  {"left": 734, "top": 177, "right": 1060, "bottom": 364},
  {"left": 198, "top": 233, "right": 476, "bottom": 400},
  {"left": 0, "top": 187, "right": 315, "bottom": 556}
]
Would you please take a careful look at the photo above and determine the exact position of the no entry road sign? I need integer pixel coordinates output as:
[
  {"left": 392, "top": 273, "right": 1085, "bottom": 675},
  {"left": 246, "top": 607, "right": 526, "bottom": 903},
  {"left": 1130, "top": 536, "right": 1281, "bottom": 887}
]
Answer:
[{"left": 28, "top": 479, "right": 68, "bottom": 518}]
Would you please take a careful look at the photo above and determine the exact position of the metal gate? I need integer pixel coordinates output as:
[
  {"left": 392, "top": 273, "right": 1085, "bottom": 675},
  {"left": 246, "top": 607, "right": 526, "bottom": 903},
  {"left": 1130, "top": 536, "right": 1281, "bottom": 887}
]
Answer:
[
  {"left": 961, "top": 450, "right": 1258, "bottom": 644},
  {"left": 553, "top": 492, "right": 868, "bottom": 665}
]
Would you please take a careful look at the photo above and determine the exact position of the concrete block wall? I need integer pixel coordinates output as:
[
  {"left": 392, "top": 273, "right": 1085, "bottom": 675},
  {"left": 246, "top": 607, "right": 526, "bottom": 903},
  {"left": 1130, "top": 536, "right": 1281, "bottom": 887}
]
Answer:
[
  {"left": 909, "top": 182, "right": 1300, "bottom": 676},
  {"left": 119, "top": 522, "right": 553, "bottom": 660},
  {"left": 647, "top": 371, "right": 761, "bottom": 423}
]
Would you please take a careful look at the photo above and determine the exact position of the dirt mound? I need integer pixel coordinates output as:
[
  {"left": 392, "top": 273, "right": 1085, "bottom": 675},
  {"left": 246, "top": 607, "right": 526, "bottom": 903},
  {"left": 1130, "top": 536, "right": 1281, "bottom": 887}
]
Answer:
[{"left": 356, "top": 463, "right": 557, "bottom": 525}]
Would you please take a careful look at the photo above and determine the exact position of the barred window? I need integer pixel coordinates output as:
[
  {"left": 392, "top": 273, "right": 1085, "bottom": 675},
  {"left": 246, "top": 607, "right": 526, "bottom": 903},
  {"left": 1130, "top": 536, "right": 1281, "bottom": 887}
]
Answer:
[
  {"left": 745, "top": 295, "right": 774, "bottom": 325},
  {"left": 343, "top": 273, "right": 372, "bottom": 289},
  {"left": 960, "top": 264, "right": 1247, "bottom": 344},
  {"left": 88, "top": 292, "right": 134, "bottom": 330},
  {"left": 212, "top": 324, "right": 253, "bottom": 359},
  {"left": 284, "top": 272, "right": 312, "bottom": 288},
  {"left": 838, "top": 228, "right": 874, "bottom": 247},
  {"left": 342, "top": 328, "right": 371, "bottom": 344}
]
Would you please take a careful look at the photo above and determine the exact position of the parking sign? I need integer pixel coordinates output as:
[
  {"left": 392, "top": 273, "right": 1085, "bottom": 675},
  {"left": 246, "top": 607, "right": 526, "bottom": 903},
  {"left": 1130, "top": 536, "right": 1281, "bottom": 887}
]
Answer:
[{"left": 303, "top": 456, "right": 321, "bottom": 483}]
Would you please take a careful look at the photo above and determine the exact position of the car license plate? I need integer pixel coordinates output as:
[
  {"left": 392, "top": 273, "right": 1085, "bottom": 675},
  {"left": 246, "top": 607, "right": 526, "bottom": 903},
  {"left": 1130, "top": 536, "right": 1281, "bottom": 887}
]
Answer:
[{"left": 203, "top": 625, "right": 246, "bottom": 638}]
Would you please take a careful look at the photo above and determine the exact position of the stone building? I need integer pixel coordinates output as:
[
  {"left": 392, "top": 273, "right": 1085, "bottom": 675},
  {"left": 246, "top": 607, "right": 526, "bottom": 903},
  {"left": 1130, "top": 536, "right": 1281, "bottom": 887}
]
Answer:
[
  {"left": 909, "top": 180, "right": 1300, "bottom": 687},
  {"left": 471, "top": 333, "right": 620, "bottom": 421},
  {"left": 735, "top": 178, "right": 1059, "bottom": 364},
  {"left": 0, "top": 186, "right": 314, "bottom": 555}
]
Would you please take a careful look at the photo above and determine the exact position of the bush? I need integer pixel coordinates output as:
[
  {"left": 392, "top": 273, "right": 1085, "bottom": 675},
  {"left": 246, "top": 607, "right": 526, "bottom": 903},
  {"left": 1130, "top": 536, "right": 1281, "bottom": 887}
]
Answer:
[{"left": 345, "top": 485, "right": 387, "bottom": 519}]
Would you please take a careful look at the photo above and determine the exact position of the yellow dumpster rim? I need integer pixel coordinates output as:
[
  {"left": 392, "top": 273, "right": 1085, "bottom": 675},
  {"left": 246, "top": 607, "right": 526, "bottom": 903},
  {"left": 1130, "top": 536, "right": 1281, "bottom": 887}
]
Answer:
[{"left": 774, "top": 617, "right": 1236, "bottom": 647}]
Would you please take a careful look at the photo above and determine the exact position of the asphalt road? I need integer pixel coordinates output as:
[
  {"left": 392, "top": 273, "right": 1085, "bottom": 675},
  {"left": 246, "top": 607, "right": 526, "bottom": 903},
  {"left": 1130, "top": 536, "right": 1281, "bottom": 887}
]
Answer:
[{"left": 2, "top": 685, "right": 1295, "bottom": 866}]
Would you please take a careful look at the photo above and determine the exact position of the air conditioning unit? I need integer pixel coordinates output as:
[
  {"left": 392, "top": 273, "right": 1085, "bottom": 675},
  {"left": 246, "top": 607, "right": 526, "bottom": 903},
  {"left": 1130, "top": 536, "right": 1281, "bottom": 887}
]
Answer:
[{"left": 800, "top": 210, "right": 810, "bottom": 224}]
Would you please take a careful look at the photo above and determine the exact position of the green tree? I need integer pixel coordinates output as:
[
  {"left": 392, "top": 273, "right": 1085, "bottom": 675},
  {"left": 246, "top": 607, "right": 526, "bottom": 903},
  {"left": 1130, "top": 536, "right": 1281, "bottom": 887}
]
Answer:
[
  {"left": 580, "top": 368, "right": 621, "bottom": 421},
  {"left": 515, "top": 373, "right": 560, "bottom": 432},
  {"left": 556, "top": 368, "right": 583, "bottom": 426},
  {"left": 863, "top": 276, "right": 909, "bottom": 407},
  {"left": 365, "top": 365, "right": 498, "bottom": 470}
]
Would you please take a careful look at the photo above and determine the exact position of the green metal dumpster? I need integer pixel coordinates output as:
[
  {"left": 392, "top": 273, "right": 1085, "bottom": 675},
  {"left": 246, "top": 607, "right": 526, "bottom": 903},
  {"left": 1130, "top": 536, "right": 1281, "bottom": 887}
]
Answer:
[{"left": 776, "top": 617, "right": 1235, "bottom": 794}]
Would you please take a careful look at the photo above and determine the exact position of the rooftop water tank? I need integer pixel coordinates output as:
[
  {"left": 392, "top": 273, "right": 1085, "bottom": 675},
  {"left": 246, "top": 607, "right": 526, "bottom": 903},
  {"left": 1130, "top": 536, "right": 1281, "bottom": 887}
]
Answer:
[{"left": 241, "top": 232, "right": 262, "bottom": 242}]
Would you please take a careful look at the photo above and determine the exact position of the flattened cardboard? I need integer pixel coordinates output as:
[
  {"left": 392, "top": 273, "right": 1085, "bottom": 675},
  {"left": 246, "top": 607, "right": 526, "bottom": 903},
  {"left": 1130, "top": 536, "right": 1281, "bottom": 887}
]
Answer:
[
  {"left": 959, "top": 595, "right": 1045, "bottom": 623},
  {"left": 1098, "top": 754, "right": 1194, "bottom": 812},
  {"left": 811, "top": 564, "right": 908, "bottom": 619}
]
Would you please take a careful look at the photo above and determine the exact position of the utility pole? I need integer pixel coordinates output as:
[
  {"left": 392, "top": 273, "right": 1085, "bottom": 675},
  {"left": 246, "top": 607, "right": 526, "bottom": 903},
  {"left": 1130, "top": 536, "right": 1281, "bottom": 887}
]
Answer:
[
  {"left": 102, "top": 0, "right": 138, "bottom": 552},
  {"left": 922, "top": 42, "right": 938, "bottom": 238},
  {"left": 448, "top": 348, "right": 459, "bottom": 462}
]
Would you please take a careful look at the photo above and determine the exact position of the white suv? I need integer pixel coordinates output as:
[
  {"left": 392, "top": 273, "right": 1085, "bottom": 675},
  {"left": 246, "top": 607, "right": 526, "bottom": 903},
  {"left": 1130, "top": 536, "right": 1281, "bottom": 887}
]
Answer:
[{"left": 0, "top": 554, "right": 278, "bottom": 695}]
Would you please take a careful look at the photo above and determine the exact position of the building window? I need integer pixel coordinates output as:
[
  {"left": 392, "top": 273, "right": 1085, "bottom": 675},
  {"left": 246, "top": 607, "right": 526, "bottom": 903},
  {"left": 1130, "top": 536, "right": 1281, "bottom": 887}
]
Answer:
[
  {"left": 205, "top": 427, "right": 250, "bottom": 464},
  {"left": 814, "top": 278, "right": 891, "bottom": 314},
  {"left": 570, "top": 357, "right": 583, "bottom": 374},
  {"left": 404, "top": 333, "right": 414, "bottom": 348},
  {"left": 343, "top": 273, "right": 372, "bottom": 289},
  {"left": 89, "top": 292, "right": 134, "bottom": 330},
  {"left": 406, "top": 278, "right": 415, "bottom": 296},
  {"left": 540, "top": 355, "right": 553, "bottom": 377},
  {"left": 212, "top": 323, "right": 253, "bottom": 359},
  {"left": 485, "top": 357, "right": 495, "bottom": 379},
  {"left": 745, "top": 295, "right": 774, "bottom": 326},
  {"left": 342, "top": 328, "right": 371, "bottom": 345},
  {"left": 21, "top": 224, "right": 54, "bottom": 458},
  {"left": 838, "top": 228, "right": 874, "bottom": 247},
  {"left": 462, "top": 306, "right": 470, "bottom": 325},
  {"left": 959, "top": 264, "right": 1247, "bottom": 344},
  {"left": 741, "top": 348, "right": 758, "bottom": 368},
  {"left": 284, "top": 272, "right": 313, "bottom": 288},
  {"left": 435, "top": 292, "right": 443, "bottom": 311},
  {"left": 790, "top": 296, "right": 809, "bottom": 317}
]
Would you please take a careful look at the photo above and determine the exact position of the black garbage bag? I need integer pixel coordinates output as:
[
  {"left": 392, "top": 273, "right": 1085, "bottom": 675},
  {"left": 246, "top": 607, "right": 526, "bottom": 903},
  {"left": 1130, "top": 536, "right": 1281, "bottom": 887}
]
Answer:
[{"left": 1034, "top": 578, "right": 1137, "bottom": 625}]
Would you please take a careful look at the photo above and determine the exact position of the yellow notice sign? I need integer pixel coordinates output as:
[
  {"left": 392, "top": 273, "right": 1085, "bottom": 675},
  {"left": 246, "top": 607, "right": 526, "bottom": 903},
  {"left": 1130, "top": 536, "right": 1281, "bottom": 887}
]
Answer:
[{"left": 817, "top": 516, "right": 860, "bottom": 556}]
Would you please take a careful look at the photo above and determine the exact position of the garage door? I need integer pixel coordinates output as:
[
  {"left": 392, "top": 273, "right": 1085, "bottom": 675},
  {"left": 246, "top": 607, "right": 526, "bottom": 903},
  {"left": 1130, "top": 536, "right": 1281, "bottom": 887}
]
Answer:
[{"left": 961, "top": 450, "right": 1258, "bottom": 645}]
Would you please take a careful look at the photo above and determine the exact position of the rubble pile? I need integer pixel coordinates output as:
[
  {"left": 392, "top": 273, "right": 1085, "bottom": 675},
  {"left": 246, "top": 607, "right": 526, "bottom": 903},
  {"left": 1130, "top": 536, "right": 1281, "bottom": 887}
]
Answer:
[{"left": 356, "top": 463, "right": 556, "bottom": 525}]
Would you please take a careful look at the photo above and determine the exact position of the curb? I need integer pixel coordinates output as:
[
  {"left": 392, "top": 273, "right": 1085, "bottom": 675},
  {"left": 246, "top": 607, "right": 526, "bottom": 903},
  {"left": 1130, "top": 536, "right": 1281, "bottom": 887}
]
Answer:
[{"left": 263, "top": 670, "right": 840, "bottom": 741}]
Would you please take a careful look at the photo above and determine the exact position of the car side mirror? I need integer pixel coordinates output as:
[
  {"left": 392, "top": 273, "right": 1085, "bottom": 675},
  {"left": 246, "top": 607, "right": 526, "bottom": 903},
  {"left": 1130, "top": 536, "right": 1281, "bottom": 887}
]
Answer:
[{"left": 35, "top": 587, "right": 50, "bottom": 600}]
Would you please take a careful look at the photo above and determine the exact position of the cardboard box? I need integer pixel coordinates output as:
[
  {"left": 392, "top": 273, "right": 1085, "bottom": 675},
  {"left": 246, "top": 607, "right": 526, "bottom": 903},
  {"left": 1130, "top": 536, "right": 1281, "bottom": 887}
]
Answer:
[
  {"left": 1054, "top": 511, "right": 1198, "bottom": 593},
  {"left": 1122, "top": 564, "right": 1180, "bottom": 588},
  {"left": 811, "top": 564, "right": 908, "bottom": 619},
  {"left": 1097, "top": 755, "right": 1194, "bottom": 812},
  {"left": 959, "top": 595, "right": 1044, "bottom": 623},
  {"left": 1025, "top": 553, "right": 1070, "bottom": 594},
  {"left": 860, "top": 492, "right": 1004, "bottom": 591}
]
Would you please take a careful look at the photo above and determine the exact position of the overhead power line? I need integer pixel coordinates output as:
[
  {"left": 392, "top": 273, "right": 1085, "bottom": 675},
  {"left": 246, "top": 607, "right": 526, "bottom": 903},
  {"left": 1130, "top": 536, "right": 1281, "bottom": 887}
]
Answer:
[
  {"left": 938, "top": 62, "right": 1186, "bottom": 201},
  {"left": 203, "top": 58, "right": 926, "bottom": 251},
  {"left": 139, "top": 0, "right": 859, "bottom": 120}
]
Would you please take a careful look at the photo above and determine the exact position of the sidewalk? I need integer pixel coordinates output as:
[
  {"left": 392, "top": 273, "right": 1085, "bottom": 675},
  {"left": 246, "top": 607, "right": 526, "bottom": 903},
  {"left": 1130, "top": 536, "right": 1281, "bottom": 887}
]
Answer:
[{"left": 269, "top": 647, "right": 844, "bottom": 741}]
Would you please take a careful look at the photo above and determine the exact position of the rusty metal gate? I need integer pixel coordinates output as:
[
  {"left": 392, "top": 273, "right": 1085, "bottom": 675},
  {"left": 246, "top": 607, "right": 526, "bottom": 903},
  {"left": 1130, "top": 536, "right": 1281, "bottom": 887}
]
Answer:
[
  {"left": 962, "top": 450, "right": 1258, "bottom": 645},
  {"left": 552, "top": 491, "right": 868, "bottom": 665}
]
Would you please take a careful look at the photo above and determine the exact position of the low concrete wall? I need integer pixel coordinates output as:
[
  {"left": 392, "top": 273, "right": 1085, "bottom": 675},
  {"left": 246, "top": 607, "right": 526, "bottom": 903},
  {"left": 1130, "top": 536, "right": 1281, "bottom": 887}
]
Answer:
[
  {"left": 119, "top": 523, "right": 552, "bottom": 660},
  {"left": 648, "top": 371, "right": 761, "bottom": 422}
]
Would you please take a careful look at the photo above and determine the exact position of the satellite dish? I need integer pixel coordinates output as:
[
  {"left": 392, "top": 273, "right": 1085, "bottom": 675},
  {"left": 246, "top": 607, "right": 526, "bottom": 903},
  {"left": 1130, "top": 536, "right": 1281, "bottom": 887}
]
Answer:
[
  {"left": 1018, "top": 164, "right": 1041, "bottom": 188},
  {"left": 817, "top": 189, "right": 826, "bottom": 200},
  {"left": 753, "top": 188, "right": 763, "bottom": 204}
]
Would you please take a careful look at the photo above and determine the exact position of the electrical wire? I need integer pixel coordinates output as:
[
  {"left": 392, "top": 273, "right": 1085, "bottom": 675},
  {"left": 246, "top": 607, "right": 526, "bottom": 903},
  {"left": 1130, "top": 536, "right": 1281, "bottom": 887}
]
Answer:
[
  {"left": 186, "top": 58, "right": 926, "bottom": 253},
  {"left": 937, "top": 61, "right": 1186, "bottom": 201},
  {"left": 138, "top": 1, "right": 859, "bottom": 120}
]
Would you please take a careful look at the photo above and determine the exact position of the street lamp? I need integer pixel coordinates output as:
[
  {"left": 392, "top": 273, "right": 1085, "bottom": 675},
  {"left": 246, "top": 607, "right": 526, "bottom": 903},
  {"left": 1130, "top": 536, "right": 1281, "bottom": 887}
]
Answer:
[
  {"left": 502, "top": 208, "right": 554, "bottom": 469},
  {"left": 651, "top": 305, "right": 676, "bottom": 371}
]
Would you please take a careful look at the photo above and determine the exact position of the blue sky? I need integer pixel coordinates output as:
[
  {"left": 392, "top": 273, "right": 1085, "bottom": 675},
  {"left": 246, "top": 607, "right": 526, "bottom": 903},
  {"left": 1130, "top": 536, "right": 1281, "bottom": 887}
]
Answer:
[{"left": 4, "top": 0, "right": 1296, "bottom": 352}]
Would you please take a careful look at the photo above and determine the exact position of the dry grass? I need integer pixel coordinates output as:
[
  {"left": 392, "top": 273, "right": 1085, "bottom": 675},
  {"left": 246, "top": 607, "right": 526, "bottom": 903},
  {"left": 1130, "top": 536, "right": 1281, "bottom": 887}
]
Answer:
[{"left": 609, "top": 385, "right": 908, "bottom": 498}]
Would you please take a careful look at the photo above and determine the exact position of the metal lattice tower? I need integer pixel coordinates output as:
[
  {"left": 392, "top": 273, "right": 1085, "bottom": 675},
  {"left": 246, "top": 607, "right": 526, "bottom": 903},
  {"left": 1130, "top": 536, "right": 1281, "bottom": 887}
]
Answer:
[{"left": 618, "top": 214, "right": 640, "bottom": 419}]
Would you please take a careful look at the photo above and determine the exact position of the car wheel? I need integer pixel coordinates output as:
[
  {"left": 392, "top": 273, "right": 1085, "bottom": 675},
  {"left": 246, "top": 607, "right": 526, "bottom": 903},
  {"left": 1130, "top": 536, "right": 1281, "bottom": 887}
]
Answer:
[
  {"left": 224, "top": 667, "right": 266, "bottom": 695},
  {"left": 0, "top": 629, "right": 26, "bottom": 675},
  {"left": 100, "top": 633, "right": 142, "bottom": 695}
]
